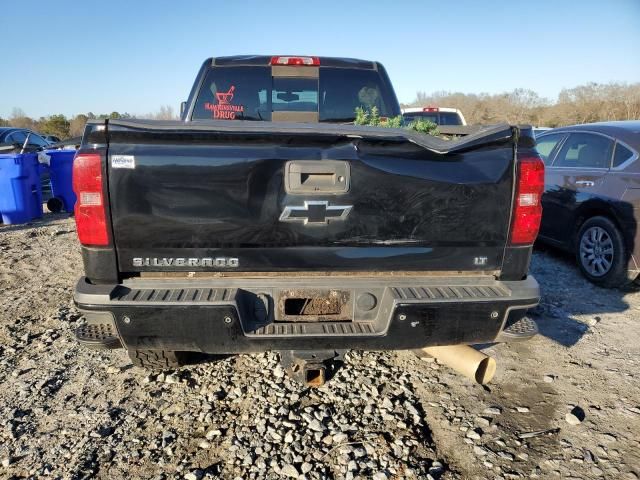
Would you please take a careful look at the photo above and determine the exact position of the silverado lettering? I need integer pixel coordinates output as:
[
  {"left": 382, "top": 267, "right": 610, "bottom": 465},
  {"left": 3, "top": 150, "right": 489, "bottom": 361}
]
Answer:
[{"left": 132, "top": 257, "right": 240, "bottom": 267}]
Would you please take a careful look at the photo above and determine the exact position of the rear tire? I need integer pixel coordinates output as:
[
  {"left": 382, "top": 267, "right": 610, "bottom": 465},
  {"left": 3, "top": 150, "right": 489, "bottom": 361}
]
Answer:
[
  {"left": 575, "top": 216, "right": 629, "bottom": 288},
  {"left": 128, "top": 349, "right": 190, "bottom": 370}
]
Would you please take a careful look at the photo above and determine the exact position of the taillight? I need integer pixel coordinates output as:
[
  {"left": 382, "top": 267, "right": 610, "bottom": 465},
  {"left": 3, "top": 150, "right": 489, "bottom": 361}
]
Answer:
[
  {"left": 509, "top": 155, "right": 545, "bottom": 245},
  {"left": 72, "top": 153, "right": 109, "bottom": 246},
  {"left": 270, "top": 56, "right": 320, "bottom": 66},
  {"left": 423, "top": 106, "right": 439, "bottom": 112}
]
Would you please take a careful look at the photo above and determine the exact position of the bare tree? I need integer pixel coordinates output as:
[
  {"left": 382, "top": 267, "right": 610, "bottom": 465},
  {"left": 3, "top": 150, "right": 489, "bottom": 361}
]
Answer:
[
  {"left": 9, "top": 107, "right": 37, "bottom": 130},
  {"left": 135, "top": 105, "right": 179, "bottom": 120},
  {"left": 69, "top": 114, "right": 89, "bottom": 137},
  {"left": 155, "top": 105, "right": 177, "bottom": 120},
  {"left": 406, "top": 82, "right": 640, "bottom": 126}
]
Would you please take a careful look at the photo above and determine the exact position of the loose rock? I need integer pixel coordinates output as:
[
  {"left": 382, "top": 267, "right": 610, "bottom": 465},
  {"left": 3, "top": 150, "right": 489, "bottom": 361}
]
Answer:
[{"left": 280, "top": 464, "right": 299, "bottom": 478}]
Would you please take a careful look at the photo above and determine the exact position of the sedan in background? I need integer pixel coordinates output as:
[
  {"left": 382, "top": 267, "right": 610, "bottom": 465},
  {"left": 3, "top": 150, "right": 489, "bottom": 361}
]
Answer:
[
  {"left": 43, "top": 135, "right": 61, "bottom": 144},
  {"left": 0, "top": 127, "right": 50, "bottom": 151},
  {"left": 536, "top": 121, "right": 640, "bottom": 287},
  {"left": 533, "top": 127, "right": 552, "bottom": 137}
]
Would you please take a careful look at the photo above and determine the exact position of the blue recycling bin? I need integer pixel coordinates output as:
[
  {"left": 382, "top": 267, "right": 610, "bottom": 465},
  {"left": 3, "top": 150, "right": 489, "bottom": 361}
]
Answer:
[
  {"left": 45, "top": 149, "right": 77, "bottom": 213},
  {"left": 0, "top": 153, "right": 43, "bottom": 224}
]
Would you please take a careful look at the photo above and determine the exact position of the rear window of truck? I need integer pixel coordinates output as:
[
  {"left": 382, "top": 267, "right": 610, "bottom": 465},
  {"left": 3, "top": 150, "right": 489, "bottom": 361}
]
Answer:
[
  {"left": 191, "top": 66, "right": 397, "bottom": 122},
  {"left": 403, "top": 111, "right": 463, "bottom": 126}
]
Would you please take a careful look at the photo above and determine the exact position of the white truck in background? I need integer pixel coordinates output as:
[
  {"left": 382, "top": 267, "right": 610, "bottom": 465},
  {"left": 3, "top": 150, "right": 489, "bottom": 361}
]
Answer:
[{"left": 402, "top": 106, "right": 467, "bottom": 126}]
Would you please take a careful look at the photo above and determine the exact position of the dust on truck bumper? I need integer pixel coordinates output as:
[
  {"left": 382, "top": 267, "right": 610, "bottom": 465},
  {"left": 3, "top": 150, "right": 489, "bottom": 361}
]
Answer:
[{"left": 73, "top": 275, "right": 540, "bottom": 352}]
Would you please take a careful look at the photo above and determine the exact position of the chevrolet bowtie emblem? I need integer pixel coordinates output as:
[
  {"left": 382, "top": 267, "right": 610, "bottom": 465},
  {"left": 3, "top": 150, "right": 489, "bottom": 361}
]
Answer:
[{"left": 279, "top": 201, "right": 352, "bottom": 225}]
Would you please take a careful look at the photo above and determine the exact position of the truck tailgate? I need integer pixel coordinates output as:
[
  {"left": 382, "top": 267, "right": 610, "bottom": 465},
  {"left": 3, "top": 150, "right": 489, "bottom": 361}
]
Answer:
[{"left": 101, "top": 120, "right": 516, "bottom": 274}]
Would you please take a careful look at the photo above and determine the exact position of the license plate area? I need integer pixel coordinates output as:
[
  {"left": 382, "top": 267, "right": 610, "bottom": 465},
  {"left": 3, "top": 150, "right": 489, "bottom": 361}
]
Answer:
[{"left": 277, "top": 289, "right": 352, "bottom": 322}]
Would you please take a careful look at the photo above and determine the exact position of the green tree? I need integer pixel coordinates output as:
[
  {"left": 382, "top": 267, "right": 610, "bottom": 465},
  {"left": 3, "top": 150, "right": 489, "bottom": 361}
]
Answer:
[
  {"left": 354, "top": 106, "right": 438, "bottom": 136},
  {"left": 97, "top": 111, "right": 130, "bottom": 120},
  {"left": 39, "top": 114, "right": 70, "bottom": 139}
]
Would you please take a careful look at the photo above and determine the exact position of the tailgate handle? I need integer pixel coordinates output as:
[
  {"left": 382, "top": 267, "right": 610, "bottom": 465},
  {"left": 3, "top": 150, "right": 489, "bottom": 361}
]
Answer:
[{"left": 285, "top": 160, "right": 350, "bottom": 194}]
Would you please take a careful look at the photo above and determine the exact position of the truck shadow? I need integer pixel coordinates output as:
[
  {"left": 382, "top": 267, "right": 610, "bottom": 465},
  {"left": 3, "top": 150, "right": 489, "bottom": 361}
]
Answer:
[{"left": 528, "top": 246, "right": 638, "bottom": 347}]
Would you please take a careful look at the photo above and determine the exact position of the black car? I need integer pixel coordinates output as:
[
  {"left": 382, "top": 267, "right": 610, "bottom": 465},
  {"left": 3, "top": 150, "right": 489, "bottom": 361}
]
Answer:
[
  {"left": 537, "top": 121, "right": 640, "bottom": 287},
  {"left": 0, "top": 127, "right": 50, "bottom": 151},
  {"left": 0, "top": 127, "right": 53, "bottom": 199}
]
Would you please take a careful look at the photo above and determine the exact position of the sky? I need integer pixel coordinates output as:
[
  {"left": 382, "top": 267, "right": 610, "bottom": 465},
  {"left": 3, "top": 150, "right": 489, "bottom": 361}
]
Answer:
[{"left": 2, "top": 0, "right": 639, "bottom": 119}]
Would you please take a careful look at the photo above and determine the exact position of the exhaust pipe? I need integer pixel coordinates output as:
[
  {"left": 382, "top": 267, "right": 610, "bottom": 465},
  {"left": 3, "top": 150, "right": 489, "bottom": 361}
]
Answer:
[{"left": 416, "top": 345, "right": 496, "bottom": 385}]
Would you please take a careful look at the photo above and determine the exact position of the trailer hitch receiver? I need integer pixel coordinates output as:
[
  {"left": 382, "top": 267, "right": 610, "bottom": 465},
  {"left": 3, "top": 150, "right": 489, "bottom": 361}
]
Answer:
[{"left": 279, "top": 350, "right": 345, "bottom": 387}]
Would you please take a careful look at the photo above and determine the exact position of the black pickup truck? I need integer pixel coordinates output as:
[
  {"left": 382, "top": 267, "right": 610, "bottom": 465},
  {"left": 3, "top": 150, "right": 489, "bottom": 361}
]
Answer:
[{"left": 73, "top": 55, "right": 542, "bottom": 384}]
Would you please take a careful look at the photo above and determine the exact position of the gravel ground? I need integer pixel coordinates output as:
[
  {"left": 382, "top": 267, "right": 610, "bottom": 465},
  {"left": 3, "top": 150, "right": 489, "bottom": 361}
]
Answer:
[{"left": 1, "top": 215, "right": 639, "bottom": 479}]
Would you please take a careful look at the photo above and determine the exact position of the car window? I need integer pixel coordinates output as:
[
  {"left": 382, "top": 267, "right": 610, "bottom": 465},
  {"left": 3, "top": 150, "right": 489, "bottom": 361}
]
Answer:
[
  {"left": 438, "top": 112, "right": 462, "bottom": 125},
  {"left": 272, "top": 77, "right": 318, "bottom": 112},
  {"left": 192, "top": 66, "right": 271, "bottom": 121},
  {"left": 403, "top": 113, "right": 438, "bottom": 124},
  {"left": 553, "top": 133, "right": 613, "bottom": 169},
  {"left": 612, "top": 142, "right": 635, "bottom": 168},
  {"left": 192, "top": 66, "right": 397, "bottom": 122},
  {"left": 536, "top": 133, "right": 566, "bottom": 166},
  {"left": 7, "top": 130, "right": 27, "bottom": 145},
  {"left": 27, "top": 133, "right": 49, "bottom": 147},
  {"left": 319, "top": 68, "right": 394, "bottom": 121}
]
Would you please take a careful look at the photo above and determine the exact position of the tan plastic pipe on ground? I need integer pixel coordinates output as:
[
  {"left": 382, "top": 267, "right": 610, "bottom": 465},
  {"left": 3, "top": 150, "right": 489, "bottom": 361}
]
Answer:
[{"left": 416, "top": 345, "right": 496, "bottom": 385}]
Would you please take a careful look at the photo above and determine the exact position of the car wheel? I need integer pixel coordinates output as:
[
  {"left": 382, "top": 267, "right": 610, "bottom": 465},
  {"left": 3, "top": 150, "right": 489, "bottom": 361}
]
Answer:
[{"left": 576, "top": 216, "right": 629, "bottom": 288}]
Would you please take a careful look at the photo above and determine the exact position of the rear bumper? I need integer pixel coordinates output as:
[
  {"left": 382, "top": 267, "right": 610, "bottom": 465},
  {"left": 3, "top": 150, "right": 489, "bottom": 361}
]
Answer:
[{"left": 74, "top": 275, "right": 540, "bottom": 353}]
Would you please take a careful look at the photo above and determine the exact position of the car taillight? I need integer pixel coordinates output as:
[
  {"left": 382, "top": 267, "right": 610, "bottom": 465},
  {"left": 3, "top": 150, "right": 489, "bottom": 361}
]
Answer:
[
  {"left": 72, "top": 153, "right": 109, "bottom": 246},
  {"left": 270, "top": 56, "right": 320, "bottom": 66},
  {"left": 423, "top": 106, "right": 438, "bottom": 112},
  {"left": 509, "top": 155, "right": 545, "bottom": 245}
]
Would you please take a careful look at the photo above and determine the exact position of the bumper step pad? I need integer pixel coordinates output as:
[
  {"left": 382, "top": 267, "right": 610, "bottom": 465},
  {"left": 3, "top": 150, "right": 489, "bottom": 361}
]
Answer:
[
  {"left": 249, "top": 322, "right": 377, "bottom": 337},
  {"left": 497, "top": 316, "right": 538, "bottom": 342},
  {"left": 75, "top": 323, "right": 121, "bottom": 349},
  {"left": 73, "top": 276, "right": 539, "bottom": 349}
]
